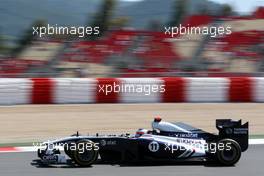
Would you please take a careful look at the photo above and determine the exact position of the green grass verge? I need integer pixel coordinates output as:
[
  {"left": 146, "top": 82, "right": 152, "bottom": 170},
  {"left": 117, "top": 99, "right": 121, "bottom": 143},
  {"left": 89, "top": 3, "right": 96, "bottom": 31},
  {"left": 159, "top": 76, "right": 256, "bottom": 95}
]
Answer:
[{"left": 249, "top": 134, "right": 264, "bottom": 139}]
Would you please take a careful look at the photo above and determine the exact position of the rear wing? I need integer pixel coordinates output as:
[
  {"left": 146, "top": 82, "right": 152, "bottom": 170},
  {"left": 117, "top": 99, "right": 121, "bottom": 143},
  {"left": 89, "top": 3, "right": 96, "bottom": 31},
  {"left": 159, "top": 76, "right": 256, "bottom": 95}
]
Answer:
[{"left": 216, "top": 119, "right": 248, "bottom": 152}]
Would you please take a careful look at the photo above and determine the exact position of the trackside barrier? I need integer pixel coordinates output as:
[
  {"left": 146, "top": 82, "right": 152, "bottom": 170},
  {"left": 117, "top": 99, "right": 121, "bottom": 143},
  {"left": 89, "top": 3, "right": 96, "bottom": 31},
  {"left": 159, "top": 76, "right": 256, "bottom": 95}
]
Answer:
[
  {"left": 161, "top": 77, "right": 186, "bottom": 102},
  {"left": 119, "top": 78, "right": 164, "bottom": 103},
  {"left": 53, "top": 78, "right": 97, "bottom": 103},
  {"left": 96, "top": 78, "right": 120, "bottom": 103},
  {"left": 0, "top": 78, "right": 31, "bottom": 105},
  {"left": 0, "top": 77, "right": 263, "bottom": 105},
  {"left": 31, "top": 78, "right": 53, "bottom": 104}
]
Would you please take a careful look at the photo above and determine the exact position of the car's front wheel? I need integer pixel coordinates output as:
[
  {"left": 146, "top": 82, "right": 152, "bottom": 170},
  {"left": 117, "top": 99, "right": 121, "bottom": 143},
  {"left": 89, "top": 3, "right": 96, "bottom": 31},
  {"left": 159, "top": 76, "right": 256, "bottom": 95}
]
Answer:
[
  {"left": 72, "top": 139, "right": 98, "bottom": 167},
  {"left": 64, "top": 142, "right": 75, "bottom": 159}
]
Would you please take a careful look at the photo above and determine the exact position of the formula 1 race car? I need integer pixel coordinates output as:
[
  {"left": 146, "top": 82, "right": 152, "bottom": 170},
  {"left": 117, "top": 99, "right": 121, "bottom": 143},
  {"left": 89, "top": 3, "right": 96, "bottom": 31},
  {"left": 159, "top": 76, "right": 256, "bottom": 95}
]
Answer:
[{"left": 36, "top": 118, "right": 248, "bottom": 167}]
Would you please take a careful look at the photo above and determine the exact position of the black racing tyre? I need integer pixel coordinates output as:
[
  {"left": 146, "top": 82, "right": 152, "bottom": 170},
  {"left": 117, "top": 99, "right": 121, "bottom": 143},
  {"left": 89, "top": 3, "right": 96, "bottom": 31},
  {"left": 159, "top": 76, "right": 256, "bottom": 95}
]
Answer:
[
  {"left": 216, "top": 139, "right": 241, "bottom": 166},
  {"left": 72, "top": 139, "right": 98, "bottom": 167},
  {"left": 64, "top": 142, "right": 75, "bottom": 159}
]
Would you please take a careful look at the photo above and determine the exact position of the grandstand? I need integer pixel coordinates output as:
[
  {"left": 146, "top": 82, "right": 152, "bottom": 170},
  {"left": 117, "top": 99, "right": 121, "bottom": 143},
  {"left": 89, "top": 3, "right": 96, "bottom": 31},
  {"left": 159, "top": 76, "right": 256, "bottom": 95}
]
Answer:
[
  {"left": 201, "top": 11, "right": 264, "bottom": 74},
  {"left": 1, "top": 7, "right": 264, "bottom": 78}
]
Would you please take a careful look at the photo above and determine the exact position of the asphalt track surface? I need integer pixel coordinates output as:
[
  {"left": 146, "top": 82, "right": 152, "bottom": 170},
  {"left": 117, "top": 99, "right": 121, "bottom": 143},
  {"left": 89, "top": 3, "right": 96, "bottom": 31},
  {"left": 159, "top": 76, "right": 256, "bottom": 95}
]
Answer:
[{"left": 0, "top": 145, "right": 263, "bottom": 176}]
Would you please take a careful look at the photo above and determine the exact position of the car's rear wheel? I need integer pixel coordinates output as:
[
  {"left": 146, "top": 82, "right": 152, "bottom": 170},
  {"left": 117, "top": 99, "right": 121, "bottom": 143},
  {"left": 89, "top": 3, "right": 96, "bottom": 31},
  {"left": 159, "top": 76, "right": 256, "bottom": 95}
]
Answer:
[
  {"left": 72, "top": 140, "right": 98, "bottom": 167},
  {"left": 216, "top": 139, "right": 241, "bottom": 166}
]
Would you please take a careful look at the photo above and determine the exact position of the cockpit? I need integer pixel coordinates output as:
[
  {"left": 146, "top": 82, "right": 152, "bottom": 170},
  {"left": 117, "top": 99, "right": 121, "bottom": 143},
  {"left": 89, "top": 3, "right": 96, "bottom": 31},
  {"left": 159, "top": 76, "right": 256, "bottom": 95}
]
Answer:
[
  {"left": 135, "top": 117, "right": 206, "bottom": 138},
  {"left": 151, "top": 117, "right": 191, "bottom": 133}
]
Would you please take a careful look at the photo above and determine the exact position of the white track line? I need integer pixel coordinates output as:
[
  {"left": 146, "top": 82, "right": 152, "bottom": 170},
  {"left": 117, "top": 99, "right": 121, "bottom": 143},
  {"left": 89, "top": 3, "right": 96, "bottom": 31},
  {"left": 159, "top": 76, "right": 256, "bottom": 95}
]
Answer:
[{"left": 249, "top": 139, "right": 264, "bottom": 145}]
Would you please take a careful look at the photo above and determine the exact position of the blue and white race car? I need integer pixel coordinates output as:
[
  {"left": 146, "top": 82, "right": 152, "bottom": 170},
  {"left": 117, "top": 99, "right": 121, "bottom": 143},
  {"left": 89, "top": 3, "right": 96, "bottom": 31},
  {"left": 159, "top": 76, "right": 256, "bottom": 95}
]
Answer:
[{"left": 37, "top": 118, "right": 248, "bottom": 166}]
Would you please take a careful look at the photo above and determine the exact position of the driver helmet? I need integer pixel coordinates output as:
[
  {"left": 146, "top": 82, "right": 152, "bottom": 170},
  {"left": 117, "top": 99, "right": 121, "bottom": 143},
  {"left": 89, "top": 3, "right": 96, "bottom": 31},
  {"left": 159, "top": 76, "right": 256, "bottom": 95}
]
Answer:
[{"left": 135, "top": 128, "right": 148, "bottom": 137}]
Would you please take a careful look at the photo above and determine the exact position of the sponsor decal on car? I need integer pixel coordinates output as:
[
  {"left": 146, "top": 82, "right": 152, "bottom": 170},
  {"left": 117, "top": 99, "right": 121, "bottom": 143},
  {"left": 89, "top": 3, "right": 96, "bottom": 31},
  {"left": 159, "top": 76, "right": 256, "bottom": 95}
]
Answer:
[
  {"left": 42, "top": 155, "right": 58, "bottom": 162},
  {"left": 148, "top": 141, "right": 160, "bottom": 152},
  {"left": 234, "top": 128, "right": 248, "bottom": 134},
  {"left": 100, "top": 140, "right": 117, "bottom": 146}
]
